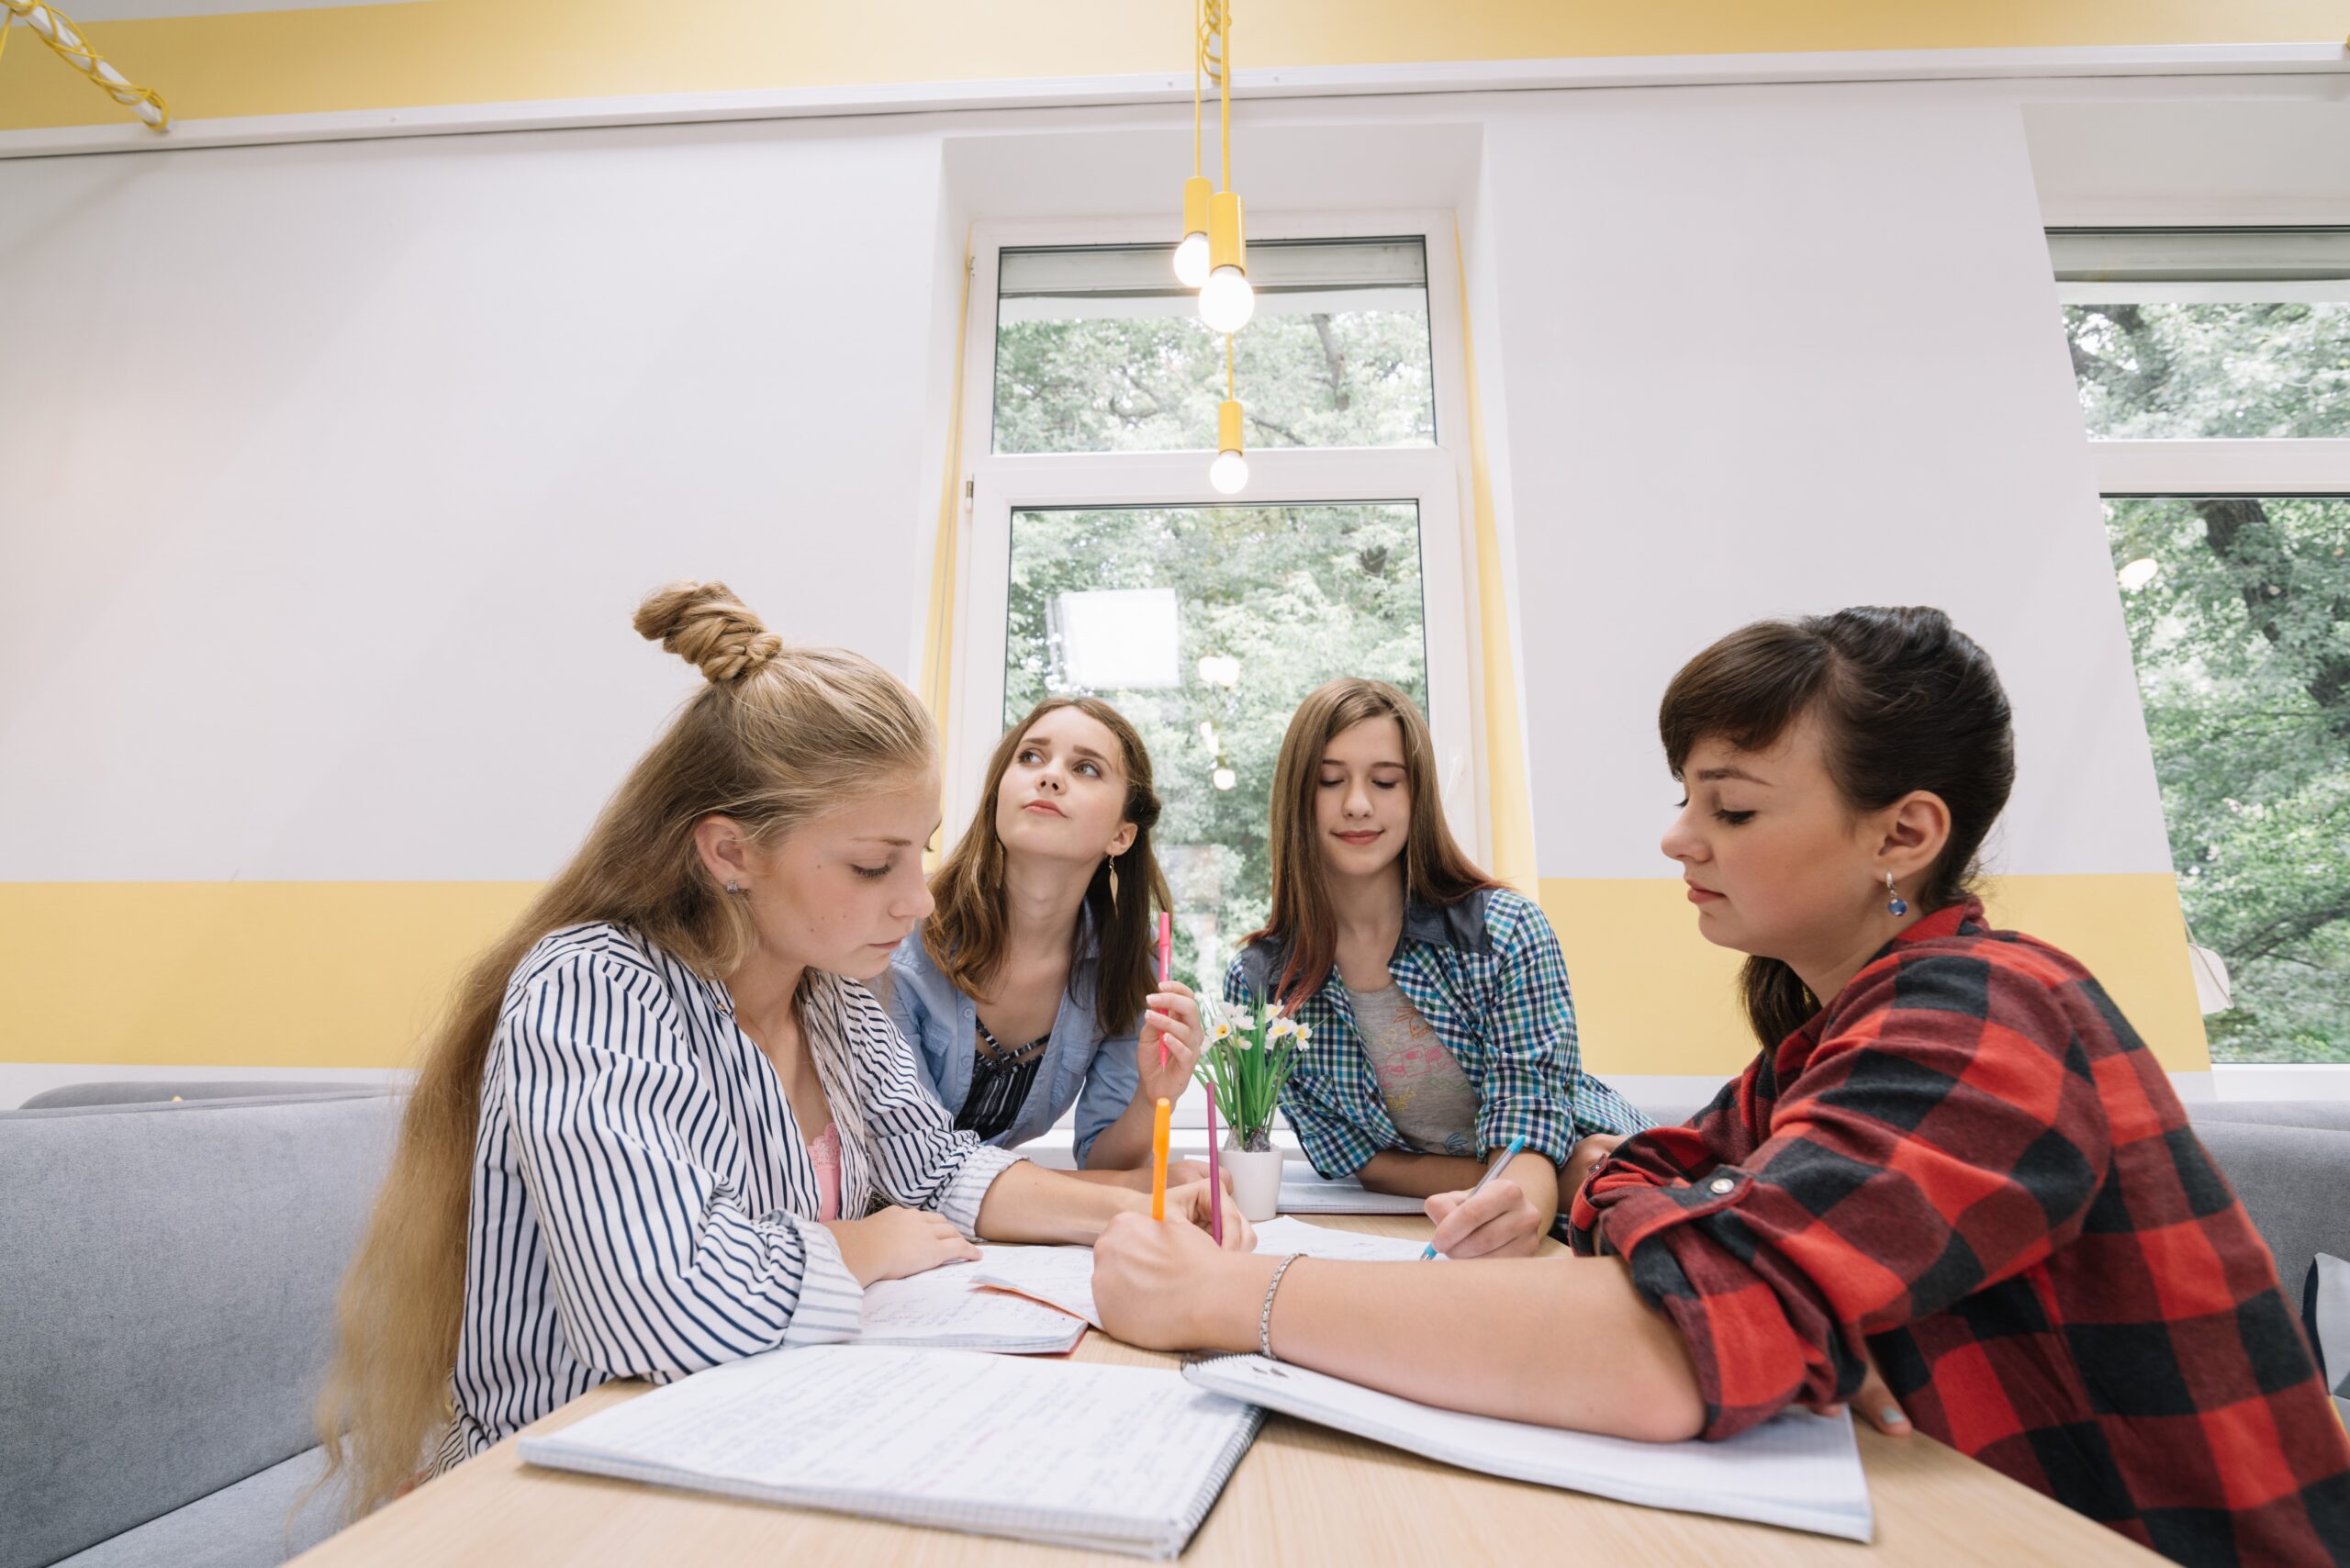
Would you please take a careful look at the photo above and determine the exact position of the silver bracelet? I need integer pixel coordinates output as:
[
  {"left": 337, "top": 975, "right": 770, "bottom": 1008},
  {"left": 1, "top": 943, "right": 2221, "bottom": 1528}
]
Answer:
[{"left": 1259, "top": 1253, "right": 1301, "bottom": 1361}]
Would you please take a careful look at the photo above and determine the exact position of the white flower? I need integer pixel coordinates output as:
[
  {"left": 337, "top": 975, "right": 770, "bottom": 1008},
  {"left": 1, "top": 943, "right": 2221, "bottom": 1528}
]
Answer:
[{"left": 1211, "top": 1020, "right": 1233, "bottom": 1044}]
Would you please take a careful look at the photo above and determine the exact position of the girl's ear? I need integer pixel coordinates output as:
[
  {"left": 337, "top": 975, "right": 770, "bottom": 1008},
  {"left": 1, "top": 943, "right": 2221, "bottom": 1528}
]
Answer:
[
  {"left": 1874, "top": 790, "right": 1952, "bottom": 881},
  {"left": 1105, "top": 821, "right": 1138, "bottom": 858},
  {"left": 692, "top": 815, "right": 755, "bottom": 890}
]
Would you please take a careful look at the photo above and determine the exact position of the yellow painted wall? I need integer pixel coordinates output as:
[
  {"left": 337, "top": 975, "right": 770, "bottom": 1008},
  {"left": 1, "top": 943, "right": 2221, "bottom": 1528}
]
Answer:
[
  {"left": 0, "top": 875, "right": 2206, "bottom": 1074},
  {"left": 1544, "top": 873, "right": 2210, "bottom": 1077},
  {"left": 0, "top": 882, "right": 538, "bottom": 1069},
  {"left": 2, "top": 1, "right": 2343, "bottom": 131}
]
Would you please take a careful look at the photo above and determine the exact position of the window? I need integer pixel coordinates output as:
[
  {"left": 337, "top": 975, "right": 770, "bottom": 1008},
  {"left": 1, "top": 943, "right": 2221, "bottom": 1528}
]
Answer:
[
  {"left": 950, "top": 218, "right": 1478, "bottom": 1011},
  {"left": 2055, "top": 229, "right": 2350, "bottom": 1068},
  {"left": 992, "top": 239, "right": 1437, "bottom": 454}
]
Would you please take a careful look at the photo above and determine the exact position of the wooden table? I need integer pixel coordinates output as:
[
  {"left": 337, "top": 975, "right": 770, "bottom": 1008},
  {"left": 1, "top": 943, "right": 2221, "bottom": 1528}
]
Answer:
[{"left": 292, "top": 1216, "right": 2160, "bottom": 1566}]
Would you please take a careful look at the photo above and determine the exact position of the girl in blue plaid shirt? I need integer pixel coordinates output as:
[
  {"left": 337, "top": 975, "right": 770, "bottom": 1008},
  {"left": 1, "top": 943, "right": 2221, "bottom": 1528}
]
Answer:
[{"left": 1225, "top": 679, "right": 1646, "bottom": 1258}]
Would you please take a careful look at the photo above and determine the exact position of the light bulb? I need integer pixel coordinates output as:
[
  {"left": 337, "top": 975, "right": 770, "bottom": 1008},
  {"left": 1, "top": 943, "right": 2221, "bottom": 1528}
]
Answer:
[
  {"left": 1173, "top": 232, "right": 1212, "bottom": 287},
  {"left": 2116, "top": 557, "right": 2160, "bottom": 592},
  {"left": 1213, "top": 767, "right": 1237, "bottom": 791},
  {"left": 1209, "top": 449, "right": 1249, "bottom": 494},
  {"left": 1199, "top": 265, "right": 1256, "bottom": 333}
]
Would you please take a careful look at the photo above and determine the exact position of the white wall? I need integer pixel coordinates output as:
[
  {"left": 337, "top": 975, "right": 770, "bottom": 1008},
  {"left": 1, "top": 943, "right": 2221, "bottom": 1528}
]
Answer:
[
  {"left": 0, "top": 121, "right": 954, "bottom": 881},
  {"left": 1477, "top": 84, "right": 2175, "bottom": 882}
]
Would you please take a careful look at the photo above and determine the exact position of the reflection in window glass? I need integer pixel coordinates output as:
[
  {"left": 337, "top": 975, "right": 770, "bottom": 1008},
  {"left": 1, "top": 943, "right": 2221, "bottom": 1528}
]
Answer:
[
  {"left": 1004, "top": 503, "right": 1428, "bottom": 980},
  {"left": 2104, "top": 496, "right": 2350, "bottom": 1063},
  {"left": 993, "top": 240, "right": 1437, "bottom": 454}
]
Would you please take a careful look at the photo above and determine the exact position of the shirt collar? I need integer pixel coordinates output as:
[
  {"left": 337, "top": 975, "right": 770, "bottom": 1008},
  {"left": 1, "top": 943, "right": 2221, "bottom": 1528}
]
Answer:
[{"left": 1886, "top": 895, "right": 1986, "bottom": 951}]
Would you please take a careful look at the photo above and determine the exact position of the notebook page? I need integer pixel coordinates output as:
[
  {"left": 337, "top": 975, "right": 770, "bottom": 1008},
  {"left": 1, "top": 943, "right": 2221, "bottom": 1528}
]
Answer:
[
  {"left": 969, "top": 1245, "right": 1101, "bottom": 1325},
  {"left": 973, "top": 1223, "right": 1433, "bottom": 1328},
  {"left": 1251, "top": 1216, "right": 1432, "bottom": 1262},
  {"left": 522, "top": 1347, "right": 1260, "bottom": 1556},
  {"left": 856, "top": 1260, "right": 1086, "bottom": 1351},
  {"left": 1183, "top": 1355, "right": 1874, "bottom": 1543},
  {"left": 1278, "top": 1170, "right": 1427, "bottom": 1215}
]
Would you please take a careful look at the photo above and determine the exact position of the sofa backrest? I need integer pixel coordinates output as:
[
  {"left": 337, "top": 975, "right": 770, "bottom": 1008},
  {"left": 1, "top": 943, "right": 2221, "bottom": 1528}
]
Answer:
[
  {"left": 2193, "top": 1118, "right": 2350, "bottom": 1318},
  {"left": 17, "top": 1081, "right": 397, "bottom": 1111},
  {"left": 0, "top": 1089, "right": 404, "bottom": 1568},
  {"left": 2191, "top": 1098, "right": 2350, "bottom": 1137}
]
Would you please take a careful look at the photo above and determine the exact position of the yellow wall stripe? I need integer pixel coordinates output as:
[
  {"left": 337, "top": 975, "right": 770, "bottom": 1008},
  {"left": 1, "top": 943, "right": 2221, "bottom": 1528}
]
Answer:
[
  {"left": 3, "top": 1, "right": 2343, "bottom": 131},
  {"left": 0, "top": 881, "right": 538, "bottom": 1070},
  {"left": 1452, "top": 224, "right": 1539, "bottom": 898},
  {"left": 1543, "top": 871, "right": 2211, "bottom": 1077},
  {"left": 3, "top": 873, "right": 2208, "bottom": 1073}
]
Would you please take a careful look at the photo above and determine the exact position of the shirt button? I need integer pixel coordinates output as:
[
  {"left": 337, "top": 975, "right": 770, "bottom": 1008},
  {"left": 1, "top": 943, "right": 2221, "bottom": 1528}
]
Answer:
[{"left": 1707, "top": 1176, "right": 1737, "bottom": 1194}]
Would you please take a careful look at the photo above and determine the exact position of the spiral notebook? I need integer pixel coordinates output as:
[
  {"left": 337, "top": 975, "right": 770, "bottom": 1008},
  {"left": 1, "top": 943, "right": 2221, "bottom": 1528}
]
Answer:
[
  {"left": 519, "top": 1346, "right": 1263, "bottom": 1559},
  {"left": 1181, "top": 1354, "right": 1874, "bottom": 1542}
]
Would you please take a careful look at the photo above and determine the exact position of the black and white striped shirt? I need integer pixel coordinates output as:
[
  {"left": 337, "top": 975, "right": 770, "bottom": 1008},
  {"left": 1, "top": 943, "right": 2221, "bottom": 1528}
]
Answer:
[{"left": 431, "top": 923, "right": 1019, "bottom": 1473}]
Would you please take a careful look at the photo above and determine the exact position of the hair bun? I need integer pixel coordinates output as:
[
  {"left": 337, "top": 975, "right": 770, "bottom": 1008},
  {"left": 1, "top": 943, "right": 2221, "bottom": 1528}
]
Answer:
[{"left": 633, "top": 580, "right": 783, "bottom": 684}]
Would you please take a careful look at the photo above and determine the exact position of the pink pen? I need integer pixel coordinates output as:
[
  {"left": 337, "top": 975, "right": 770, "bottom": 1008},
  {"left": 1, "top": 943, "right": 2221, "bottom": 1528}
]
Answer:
[
  {"left": 1205, "top": 1094, "right": 1225, "bottom": 1245},
  {"left": 1155, "top": 911, "right": 1174, "bottom": 1068}
]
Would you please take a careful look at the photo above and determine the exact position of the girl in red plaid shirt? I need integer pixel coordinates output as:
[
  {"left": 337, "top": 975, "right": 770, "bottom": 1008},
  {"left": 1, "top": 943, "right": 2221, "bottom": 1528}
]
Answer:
[{"left": 1093, "top": 606, "right": 2349, "bottom": 1566}]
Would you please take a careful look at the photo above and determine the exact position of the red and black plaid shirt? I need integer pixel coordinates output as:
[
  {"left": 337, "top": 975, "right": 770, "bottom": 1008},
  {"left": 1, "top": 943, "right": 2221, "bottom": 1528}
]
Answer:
[{"left": 1568, "top": 899, "right": 2350, "bottom": 1566}]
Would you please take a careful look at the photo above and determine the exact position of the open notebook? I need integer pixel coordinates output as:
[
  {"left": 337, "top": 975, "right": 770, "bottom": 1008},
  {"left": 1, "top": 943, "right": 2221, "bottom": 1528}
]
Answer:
[
  {"left": 971, "top": 1217, "right": 1431, "bottom": 1327},
  {"left": 854, "top": 1255, "right": 1085, "bottom": 1353},
  {"left": 520, "top": 1346, "right": 1263, "bottom": 1559},
  {"left": 1182, "top": 1355, "right": 1874, "bottom": 1543},
  {"left": 1278, "top": 1169, "right": 1427, "bottom": 1215}
]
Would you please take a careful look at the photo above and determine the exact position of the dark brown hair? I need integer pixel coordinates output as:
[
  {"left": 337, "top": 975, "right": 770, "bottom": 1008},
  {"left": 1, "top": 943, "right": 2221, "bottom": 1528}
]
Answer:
[
  {"left": 1251, "top": 679, "right": 1498, "bottom": 1005},
  {"left": 1659, "top": 605, "right": 2015, "bottom": 1048},
  {"left": 925, "top": 697, "right": 1171, "bottom": 1038}
]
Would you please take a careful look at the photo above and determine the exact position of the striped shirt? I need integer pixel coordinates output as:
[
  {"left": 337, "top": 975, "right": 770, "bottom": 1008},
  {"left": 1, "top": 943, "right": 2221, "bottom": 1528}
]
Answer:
[{"left": 431, "top": 923, "right": 1018, "bottom": 1473}]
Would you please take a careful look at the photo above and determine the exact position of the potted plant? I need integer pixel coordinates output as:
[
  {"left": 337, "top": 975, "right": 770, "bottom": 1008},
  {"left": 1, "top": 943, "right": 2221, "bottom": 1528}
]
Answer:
[{"left": 1194, "top": 992, "right": 1306, "bottom": 1221}]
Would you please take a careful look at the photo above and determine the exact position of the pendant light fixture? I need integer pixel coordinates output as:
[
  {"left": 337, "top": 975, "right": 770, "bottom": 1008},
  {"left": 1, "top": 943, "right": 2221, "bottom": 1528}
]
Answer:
[
  {"left": 1194, "top": 0, "right": 1254, "bottom": 334},
  {"left": 1209, "top": 335, "right": 1248, "bottom": 494},
  {"left": 1172, "top": 0, "right": 1214, "bottom": 287}
]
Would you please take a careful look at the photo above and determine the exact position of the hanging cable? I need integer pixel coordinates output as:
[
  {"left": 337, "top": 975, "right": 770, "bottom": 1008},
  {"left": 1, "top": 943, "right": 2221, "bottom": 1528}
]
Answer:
[{"left": 2, "top": 0, "right": 170, "bottom": 129}]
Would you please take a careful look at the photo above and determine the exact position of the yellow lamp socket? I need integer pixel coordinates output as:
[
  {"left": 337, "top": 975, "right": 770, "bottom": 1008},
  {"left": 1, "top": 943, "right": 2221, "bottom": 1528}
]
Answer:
[
  {"left": 1217, "top": 398, "right": 1245, "bottom": 455},
  {"left": 1208, "top": 190, "right": 1247, "bottom": 274},
  {"left": 1182, "top": 175, "right": 1213, "bottom": 241}
]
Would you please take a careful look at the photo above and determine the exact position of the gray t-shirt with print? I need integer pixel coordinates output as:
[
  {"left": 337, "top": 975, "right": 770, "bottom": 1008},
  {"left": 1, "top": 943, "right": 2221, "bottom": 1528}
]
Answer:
[{"left": 1345, "top": 981, "right": 1482, "bottom": 1158}]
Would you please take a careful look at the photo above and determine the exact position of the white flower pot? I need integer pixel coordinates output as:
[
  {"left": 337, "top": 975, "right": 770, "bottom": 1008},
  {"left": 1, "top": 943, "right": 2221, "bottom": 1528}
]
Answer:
[{"left": 1221, "top": 1144, "right": 1284, "bottom": 1223}]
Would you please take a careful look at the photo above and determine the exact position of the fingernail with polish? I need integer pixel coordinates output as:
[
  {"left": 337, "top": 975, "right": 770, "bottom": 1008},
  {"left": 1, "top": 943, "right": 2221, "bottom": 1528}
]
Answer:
[{"left": 1882, "top": 1407, "right": 1908, "bottom": 1427}]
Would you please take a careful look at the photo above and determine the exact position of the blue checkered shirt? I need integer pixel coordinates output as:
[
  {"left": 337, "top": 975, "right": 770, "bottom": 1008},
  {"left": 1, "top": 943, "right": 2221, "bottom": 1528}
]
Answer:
[{"left": 1225, "top": 887, "right": 1648, "bottom": 1180}]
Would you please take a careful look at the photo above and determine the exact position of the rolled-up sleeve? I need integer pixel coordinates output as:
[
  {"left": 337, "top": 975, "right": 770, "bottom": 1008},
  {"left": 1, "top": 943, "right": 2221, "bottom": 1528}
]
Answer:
[
  {"left": 502, "top": 952, "right": 865, "bottom": 1372},
  {"left": 1072, "top": 1022, "right": 1141, "bottom": 1168},
  {"left": 1476, "top": 899, "right": 1640, "bottom": 1162},
  {"left": 1573, "top": 954, "right": 2110, "bottom": 1439},
  {"left": 846, "top": 984, "right": 1021, "bottom": 1235}
]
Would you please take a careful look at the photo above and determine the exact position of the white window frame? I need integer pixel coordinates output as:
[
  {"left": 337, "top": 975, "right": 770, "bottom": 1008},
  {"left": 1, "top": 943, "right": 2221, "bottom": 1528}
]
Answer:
[
  {"left": 946, "top": 210, "right": 1485, "bottom": 862},
  {"left": 2065, "top": 247, "right": 2350, "bottom": 1092}
]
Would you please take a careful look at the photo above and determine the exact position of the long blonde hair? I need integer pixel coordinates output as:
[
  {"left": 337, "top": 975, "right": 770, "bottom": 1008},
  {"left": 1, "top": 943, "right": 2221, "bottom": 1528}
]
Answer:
[{"left": 313, "top": 581, "right": 935, "bottom": 1518}]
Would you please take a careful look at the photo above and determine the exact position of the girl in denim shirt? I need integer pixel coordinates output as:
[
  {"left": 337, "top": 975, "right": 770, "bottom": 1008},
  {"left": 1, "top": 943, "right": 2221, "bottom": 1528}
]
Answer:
[{"left": 888, "top": 697, "right": 1207, "bottom": 1180}]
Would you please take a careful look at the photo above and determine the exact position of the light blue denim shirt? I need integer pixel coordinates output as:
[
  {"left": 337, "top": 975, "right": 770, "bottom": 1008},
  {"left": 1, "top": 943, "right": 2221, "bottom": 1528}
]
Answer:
[{"left": 882, "top": 919, "right": 1144, "bottom": 1167}]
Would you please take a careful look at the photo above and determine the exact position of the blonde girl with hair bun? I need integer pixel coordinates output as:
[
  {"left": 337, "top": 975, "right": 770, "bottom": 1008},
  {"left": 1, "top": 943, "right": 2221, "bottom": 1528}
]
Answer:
[{"left": 315, "top": 581, "right": 1249, "bottom": 1518}]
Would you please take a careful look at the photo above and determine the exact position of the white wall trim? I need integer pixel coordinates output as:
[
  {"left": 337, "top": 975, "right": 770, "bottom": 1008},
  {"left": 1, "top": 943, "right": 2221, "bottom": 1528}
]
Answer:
[
  {"left": 4, "top": 42, "right": 2346, "bottom": 161},
  {"left": 2091, "top": 438, "right": 2350, "bottom": 495}
]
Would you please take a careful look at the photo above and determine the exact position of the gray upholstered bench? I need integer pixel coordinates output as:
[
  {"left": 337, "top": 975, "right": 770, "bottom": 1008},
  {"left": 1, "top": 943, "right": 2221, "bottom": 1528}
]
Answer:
[{"left": 1, "top": 1089, "right": 404, "bottom": 1568}]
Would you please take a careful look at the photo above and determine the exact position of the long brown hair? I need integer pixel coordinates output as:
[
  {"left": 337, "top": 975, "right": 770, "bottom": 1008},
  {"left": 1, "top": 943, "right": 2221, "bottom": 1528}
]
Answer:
[
  {"left": 1658, "top": 606, "right": 2015, "bottom": 1048},
  {"left": 1251, "top": 679, "right": 1497, "bottom": 1005},
  {"left": 923, "top": 697, "right": 1169, "bottom": 1038},
  {"left": 313, "top": 581, "right": 935, "bottom": 1518}
]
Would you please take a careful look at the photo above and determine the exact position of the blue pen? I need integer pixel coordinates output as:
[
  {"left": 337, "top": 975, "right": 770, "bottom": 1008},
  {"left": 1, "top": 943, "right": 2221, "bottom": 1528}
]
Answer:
[{"left": 1423, "top": 1134, "right": 1529, "bottom": 1259}]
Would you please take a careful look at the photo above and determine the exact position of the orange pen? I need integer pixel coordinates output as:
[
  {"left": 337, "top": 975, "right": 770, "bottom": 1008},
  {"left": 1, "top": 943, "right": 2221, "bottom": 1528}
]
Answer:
[{"left": 1149, "top": 1096, "right": 1172, "bottom": 1221}]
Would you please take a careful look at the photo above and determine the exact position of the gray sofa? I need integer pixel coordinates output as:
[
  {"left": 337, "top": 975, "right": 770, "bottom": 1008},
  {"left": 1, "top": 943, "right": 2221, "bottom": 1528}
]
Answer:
[{"left": 2, "top": 1088, "right": 404, "bottom": 1568}]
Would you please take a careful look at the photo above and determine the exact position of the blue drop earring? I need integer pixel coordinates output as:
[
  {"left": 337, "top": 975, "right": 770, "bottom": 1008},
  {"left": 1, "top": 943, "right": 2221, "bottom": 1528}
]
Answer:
[{"left": 1886, "top": 871, "right": 1908, "bottom": 918}]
